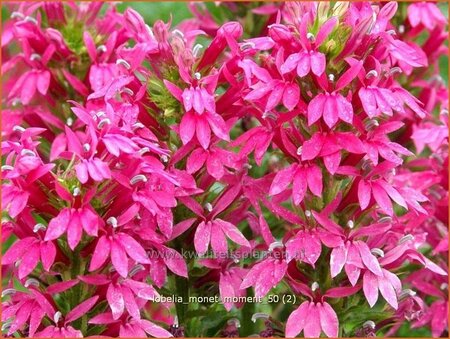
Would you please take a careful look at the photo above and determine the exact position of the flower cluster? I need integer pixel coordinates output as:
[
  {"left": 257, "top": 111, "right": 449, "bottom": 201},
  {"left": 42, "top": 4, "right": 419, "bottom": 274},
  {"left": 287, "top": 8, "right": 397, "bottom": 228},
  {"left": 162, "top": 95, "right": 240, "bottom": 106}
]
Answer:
[{"left": 1, "top": 1, "right": 448, "bottom": 338}]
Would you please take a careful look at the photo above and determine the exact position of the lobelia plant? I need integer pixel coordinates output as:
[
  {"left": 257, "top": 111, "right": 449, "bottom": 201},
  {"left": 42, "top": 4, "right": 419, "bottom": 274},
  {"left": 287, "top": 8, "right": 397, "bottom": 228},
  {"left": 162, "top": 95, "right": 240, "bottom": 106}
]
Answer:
[{"left": 1, "top": 1, "right": 448, "bottom": 338}]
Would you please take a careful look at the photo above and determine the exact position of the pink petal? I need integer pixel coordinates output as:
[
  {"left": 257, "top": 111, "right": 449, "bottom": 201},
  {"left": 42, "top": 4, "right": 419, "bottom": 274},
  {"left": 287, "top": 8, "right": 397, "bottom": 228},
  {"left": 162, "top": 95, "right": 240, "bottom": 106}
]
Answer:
[
  {"left": 210, "top": 225, "right": 228, "bottom": 255},
  {"left": 40, "top": 241, "right": 56, "bottom": 271},
  {"left": 292, "top": 168, "right": 307, "bottom": 205},
  {"left": 162, "top": 246, "right": 188, "bottom": 278},
  {"left": 310, "top": 52, "right": 326, "bottom": 76},
  {"left": 207, "top": 112, "right": 230, "bottom": 141},
  {"left": 116, "top": 233, "right": 150, "bottom": 264},
  {"left": 330, "top": 245, "right": 347, "bottom": 278},
  {"left": 319, "top": 302, "right": 339, "bottom": 338},
  {"left": 122, "top": 286, "right": 141, "bottom": 320},
  {"left": 107, "top": 283, "right": 125, "bottom": 320},
  {"left": 363, "top": 271, "right": 379, "bottom": 307},
  {"left": 89, "top": 236, "right": 111, "bottom": 271},
  {"left": 179, "top": 112, "right": 196, "bottom": 145},
  {"left": 196, "top": 117, "right": 211, "bottom": 149},
  {"left": 282, "top": 82, "right": 300, "bottom": 111},
  {"left": 18, "top": 243, "right": 40, "bottom": 279},
  {"left": 304, "top": 303, "right": 321, "bottom": 338},
  {"left": 67, "top": 211, "right": 82, "bottom": 250},
  {"left": 265, "top": 83, "right": 284, "bottom": 111},
  {"left": 269, "top": 165, "right": 295, "bottom": 195},
  {"left": 216, "top": 219, "right": 250, "bottom": 248},
  {"left": 355, "top": 241, "right": 382, "bottom": 276},
  {"left": 111, "top": 240, "right": 129, "bottom": 278},
  {"left": 323, "top": 152, "right": 341, "bottom": 175},
  {"left": 323, "top": 95, "right": 339, "bottom": 128},
  {"left": 136, "top": 319, "right": 173, "bottom": 338},
  {"left": 297, "top": 52, "right": 311, "bottom": 77},
  {"left": 285, "top": 301, "right": 310, "bottom": 338},
  {"left": 306, "top": 164, "right": 323, "bottom": 196},
  {"left": 371, "top": 182, "right": 394, "bottom": 216},
  {"left": 187, "top": 148, "right": 207, "bottom": 174},
  {"left": 194, "top": 221, "right": 211, "bottom": 256},
  {"left": 308, "top": 93, "right": 325, "bottom": 126},
  {"left": 358, "top": 180, "right": 371, "bottom": 210},
  {"left": 377, "top": 273, "right": 398, "bottom": 309},
  {"left": 45, "top": 209, "right": 70, "bottom": 241},
  {"left": 65, "top": 296, "right": 99, "bottom": 323},
  {"left": 336, "top": 94, "right": 353, "bottom": 124},
  {"left": 280, "top": 53, "right": 300, "bottom": 74}
]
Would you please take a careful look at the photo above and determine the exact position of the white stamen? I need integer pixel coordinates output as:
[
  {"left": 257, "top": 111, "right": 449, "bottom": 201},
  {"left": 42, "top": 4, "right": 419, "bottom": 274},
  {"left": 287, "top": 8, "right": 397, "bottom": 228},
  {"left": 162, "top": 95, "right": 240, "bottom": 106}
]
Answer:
[
  {"left": 97, "top": 45, "right": 107, "bottom": 53},
  {"left": 24, "top": 278, "right": 40, "bottom": 288},
  {"left": 363, "top": 320, "right": 376, "bottom": 329},
  {"left": 306, "top": 32, "right": 315, "bottom": 42},
  {"left": 132, "top": 122, "right": 145, "bottom": 130},
  {"left": 328, "top": 73, "right": 335, "bottom": 82},
  {"left": 371, "top": 248, "right": 384, "bottom": 257},
  {"left": 399, "top": 234, "right": 414, "bottom": 244},
  {"left": 227, "top": 318, "right": 241, "bottom": 328},
  {"left": 194, "top": 72, "right": 201, "bottom": 80},
  {"left": 129, "top": 264, "right": 145, "bottom": 277},
  {"left": 30, "top": 53, "right": 41, "bottom": 61},
  {"left": 204, "top": 203, "right": 213, "bottom": 212},
  {"left": 12, "top": 98, "right": 22, "bottom": 107},
  {"left": 10, "top": 12, "right": 24, "bottom": 19},
  {"left": 107, "top": 217, "right": 118, "bottom": 228},
  {"left": 24, "top": 16, "right": 38, "bottom": 24},
  {"left": 172, "top": 29, "right": 185, "bottom": 39},
  {"left": 440, "top": 283, "right": 448, "bottom": 290},
  {"left": 2, "top": 165, "right": 14, "bottom": 171},
  {"left": 13, "top": 125, "right": 26, "bottom": 133},
  {"left": 192, "top": 44, "right": 203, "bottom": 57},
  {"left": 311, "top": 281, "right": 319, "bottom": 291},
  {"left": 33, "top": 223, "right": 46, "bottom": 233},
  {"left": 116, "top": 59, "right": 131, "bottom": 70},
  {"left": 268, "top": 241, "right": 283, "bottom": 252},
  {"left": 389, "top": 67, "right": 402, "bottom": 75},
  {"left": 296, "top": 146, "right": 302, "bottom": 155},
  {"left": 160, "top": 155, "right": 169, "bottom": 163},
  {"left": 398, "top": 25, "right": 405, "bottom": 34},
  {"left": 399, "top": 289, "right": 416, "bottom": 299},
  {"left": 378, "top": 216, "right": 392, "bottom": 223},
  {"left": 347, "top": 220, "right": 354, "bottom": 229},
  {"left": 365, "top": 70, "right": 378, "bottom": 79},
  {"left": 386, "top": 29, "right": 396, "bottom": 35},
  {"left": 440, "top": 109, "right": 448, "bottom": 116},
  {"left": 364, "top": 119, "right": 379, "bottom": 130},
  {"left": 173, "top": 315, "right": 179, "bottom": 327},
  {"left": 1, "top": 288, "right": 16, "bottom": 297},
  {"left": 21, "top": 149, "right": 36, "bottom": 157},
  {"left": 1, "top": 320, "right": 12, "bottom": 332},
  {"left": 122, "top": 87, "right": 134, "bottom": 96},
  {"left": 305, "top": 210, "right": 312, "bottom": 218},
  {"left": 240, "top": 42, "right": 256, "bottom": 51},
  {"left": 251, "top": 313, "right": 269, "bottom": 323},
  {"left": 66, "top": 117, "right": 74, "bottom": 126},
  {"left": 97, "top": 118, "right": 111, "bottom": 129},
  {"left": 54, "top": 311, "right": 62, "bottom": 324},
  {"left": 72, "top": 187, "right": 81, "bottom": 197},
  {"left": 130, "top": 174, "right": 147, "bottom": 185},
  {"left": 139, "top": 147, "right": 150, "bottom": 155},
  {"left": 83, "top": 143, "right": 91, "bottom": 152}
]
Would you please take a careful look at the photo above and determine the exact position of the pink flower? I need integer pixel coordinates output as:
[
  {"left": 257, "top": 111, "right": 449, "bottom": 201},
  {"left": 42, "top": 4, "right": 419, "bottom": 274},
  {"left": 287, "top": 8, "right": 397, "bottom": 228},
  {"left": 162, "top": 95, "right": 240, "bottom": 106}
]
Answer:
[
  {"left": 408, "top": 2, "right": 447, "bottom": 30},
  {"left": 269, "top": 163, "right": 323, "bottom": 205},
  {"left": 286, "top": 301, "right": 338, "bottom": 338}
]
